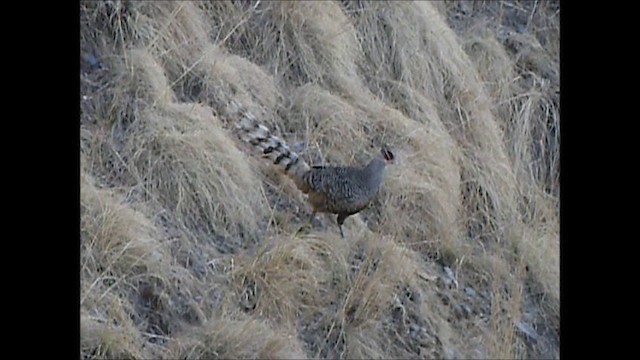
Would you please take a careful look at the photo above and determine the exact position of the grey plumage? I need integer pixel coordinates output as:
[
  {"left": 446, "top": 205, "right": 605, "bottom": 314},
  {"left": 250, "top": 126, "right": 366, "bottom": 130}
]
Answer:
[{"left": 226, "top": 100, "right": 394, "bottom": 238}]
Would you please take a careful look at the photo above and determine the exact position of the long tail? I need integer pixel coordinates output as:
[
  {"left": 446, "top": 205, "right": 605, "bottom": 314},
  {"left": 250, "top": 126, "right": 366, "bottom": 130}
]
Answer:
[{"left": 225, "top": 100, "right": 311, "bottom": 193}]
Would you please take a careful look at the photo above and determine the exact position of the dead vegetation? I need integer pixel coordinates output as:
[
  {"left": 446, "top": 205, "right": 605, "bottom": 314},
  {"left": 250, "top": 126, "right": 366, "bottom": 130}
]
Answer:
[{"left": 80, "top": 1, "right": 559, "bottom": 359}]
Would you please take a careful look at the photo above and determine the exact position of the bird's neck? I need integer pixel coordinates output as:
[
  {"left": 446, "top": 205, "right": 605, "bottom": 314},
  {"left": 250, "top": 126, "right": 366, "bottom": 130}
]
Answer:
[{"left": 363, "top": 158, "right": 386, "bottom": 191}]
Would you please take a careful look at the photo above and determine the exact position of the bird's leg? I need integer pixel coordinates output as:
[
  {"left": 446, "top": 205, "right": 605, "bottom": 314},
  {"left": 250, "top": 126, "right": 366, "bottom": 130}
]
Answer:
[{"left": 336, "top": 212, "right": 349, "bottom": 239}]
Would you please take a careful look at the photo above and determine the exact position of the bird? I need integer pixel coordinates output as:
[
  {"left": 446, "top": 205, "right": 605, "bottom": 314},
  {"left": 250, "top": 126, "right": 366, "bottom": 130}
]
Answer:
[{"left": 226, "top": 100, "right": 394, "bottom": 238}]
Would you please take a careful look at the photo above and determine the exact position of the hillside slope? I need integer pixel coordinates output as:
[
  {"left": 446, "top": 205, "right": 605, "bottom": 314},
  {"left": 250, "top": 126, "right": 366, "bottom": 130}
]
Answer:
[{"left": 80, "top": 1, "right": 559, "bottom": 359}]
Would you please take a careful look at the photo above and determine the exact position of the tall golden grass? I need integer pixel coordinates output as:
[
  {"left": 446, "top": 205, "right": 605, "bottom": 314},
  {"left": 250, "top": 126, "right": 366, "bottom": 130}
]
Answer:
[{"left": 81, "top": 1, "right": 559, "bottom": 358}]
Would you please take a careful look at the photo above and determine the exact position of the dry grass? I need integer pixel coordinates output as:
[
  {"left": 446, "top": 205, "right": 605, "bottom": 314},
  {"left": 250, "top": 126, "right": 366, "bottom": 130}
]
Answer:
[{"left": 80, "top": 1, "right": 559, "bottom": 359}]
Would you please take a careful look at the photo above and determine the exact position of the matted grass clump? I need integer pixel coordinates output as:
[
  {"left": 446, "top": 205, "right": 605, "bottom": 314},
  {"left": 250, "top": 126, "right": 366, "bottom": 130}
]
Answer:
[{"left": 81, "top": 1, "right": 559, "bottom": 359}]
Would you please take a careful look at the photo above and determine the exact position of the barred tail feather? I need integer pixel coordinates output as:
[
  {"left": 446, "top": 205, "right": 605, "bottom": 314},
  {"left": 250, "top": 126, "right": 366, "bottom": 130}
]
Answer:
[{"left": 226, "top": 100, "right": 311, "bottom": 193}]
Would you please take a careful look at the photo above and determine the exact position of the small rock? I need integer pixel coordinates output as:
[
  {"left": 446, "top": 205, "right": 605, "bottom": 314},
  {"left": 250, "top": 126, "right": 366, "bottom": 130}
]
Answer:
[
  {"left": 442, "top": 266, "right": 459, "bottom": 289},
  {"left": 453, "top": 303, "right": 472, "bottom": 319},
  {"left": 452, "top": 304, "right": 464, "bottom": 320},
  {"left": 409, "top": 323, "right": 421, "bottom": 337},
  {"left": 82, "top": 52, "right": 103, "bottom": 70},
  {"left": 462, "top": 303, "right": 472, "bottom": 317},
  {"left": 464, "top": 287, "right": 476, "bottom": 297},
  {"left": 445, "top": 347, "right": 458, "bottom": 359},
  {"left": 515, "top": 321, "right": 538, "bottom": 343}
]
